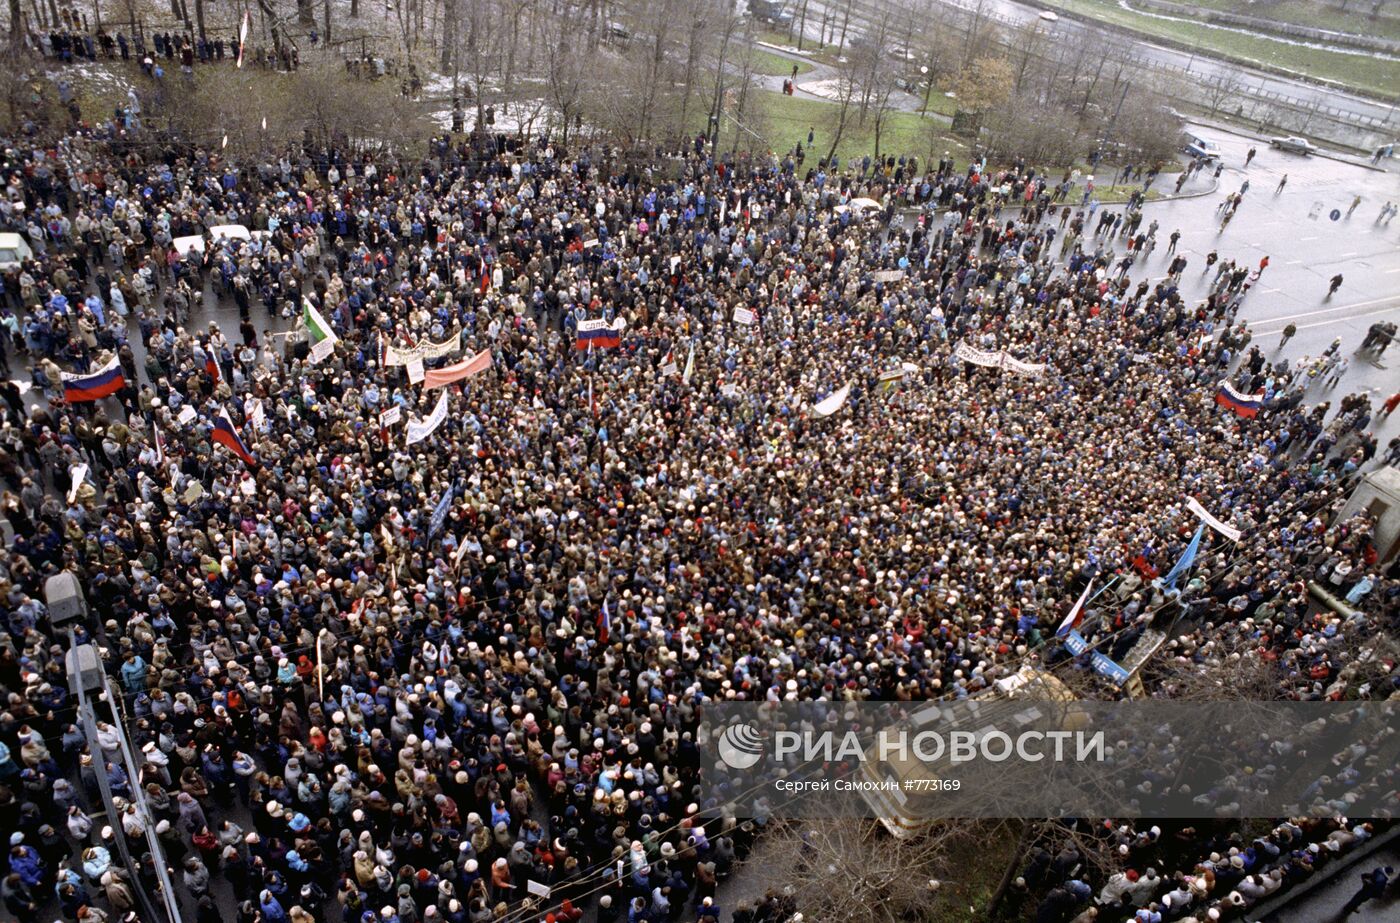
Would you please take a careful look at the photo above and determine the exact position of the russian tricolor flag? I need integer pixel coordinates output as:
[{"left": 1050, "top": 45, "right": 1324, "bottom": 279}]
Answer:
[
  {"left": 597, "top": 599, "right": 611, "bottom": 644},
  {"left": 575, "top": 318, "right": 622, "bottom": 351},
  {"left": 62, "top": 356, "right": 125, "bottom": 403},
  {"left": 212, "top": 408, "right": 257, "bottom": 466},
  {"left": 1055, "top": 579, "right": 1094, "bottom": 638},
  {"left": 1214, "top": 381, "right": 1263, "bottom": 418}
]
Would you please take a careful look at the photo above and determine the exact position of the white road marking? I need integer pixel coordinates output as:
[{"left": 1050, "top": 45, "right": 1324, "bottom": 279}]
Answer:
[
  {"left": 1290, "top": 306, "right": 1400, "bottom": 332},
  {"left": 1300, "top": 236, "right": 1319, "bottom": 241},
  {"left": 1249, "top": 294, "right": 1400, "bottom": 325},
  {"left": 1286, "top": 260, "right": 1302, "bottom": 265}
]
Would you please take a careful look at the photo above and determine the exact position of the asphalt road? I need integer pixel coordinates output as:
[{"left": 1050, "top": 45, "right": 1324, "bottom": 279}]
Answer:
[
  {"left": 1126, "top": 121, "right": 1400, "bottom": 408},
  {"left": 1260, "top": 844, "right": 1400, "bottom": 922},
  {"left": 785, "top": 0, "right": 1399, "bottom": 130}
]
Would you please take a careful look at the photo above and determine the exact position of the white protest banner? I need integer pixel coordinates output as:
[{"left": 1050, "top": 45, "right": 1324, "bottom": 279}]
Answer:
[
  {"left": 877, "top": 368, "right": 906, "bottom": 383},
  {"left": 239, "top": 476, "right": 257, "bottom": 497},
  {"left": 871, "top": 269, "right": 905, "bottom": 283},
  {"left": 176, "top": 405, "right": 197, "bottom": 426},
  {"left": 527, "top": 881, "right": 551, "bottom": 898},
  {"left": 954, "top": 342, "right": 1046, "bottom": 377},
  {"left": 1001, "top": 355, "right": 1047, "bottom": 378},
  {"left": 383, "top": 342, "right": 418, "bottom": 367},
  {"left": 310, "top": 337, "right": 336, "bottom": 364},
  {"left": 406, "top": 357, "right": 425, "bottom": 384},
  {"left": 1186, "top": 496, "right": 1243, "bottom": 543},
  {"left": 721, "top": 383, "right": 738, "bottom": 397},
  {"left": 954, "top": 342, "right": 1004, "bottom": 368},
  {"left": 406, "top": 391, "right": 448, "bottom": 445},
  {"left": 383, "top": 332, "right": 461, "bottom": 367},
  {"left": 421, "top": 331, "right": 462, "bottom": 361},
  {"left": 812, "top": 383, "right": 852, "bottom": 417},
  {"left": 379, "top": 406, "right": 402, "bottom": 427},
  {"left": 248, "top": 399, "right": 266, "bottom": 431},
  {"left": 733, "top": 306, "right": 756, "bottom": 326},
  {"left": 67, "top": 463, "right": 89, "bottom": 504}
]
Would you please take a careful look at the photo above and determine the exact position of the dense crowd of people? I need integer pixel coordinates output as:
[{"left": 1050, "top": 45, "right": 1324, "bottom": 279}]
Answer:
[
  {"left": 1005, "top": 816, "right": 1388, "bottom": 922},
  {"left": 0, "top": 89, "right": 1396, "bottom": 923},
  {"left": 33, "top": 14, "right": 303, "bottom": 74}
]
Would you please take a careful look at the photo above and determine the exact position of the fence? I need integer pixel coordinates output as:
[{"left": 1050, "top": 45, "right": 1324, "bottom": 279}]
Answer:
[
  {"left": 1129, "top": 0, "right": 1400, "bottom": 55},
  {"left": 801, "top": 0, "right": 1398, "bottom": 151}
]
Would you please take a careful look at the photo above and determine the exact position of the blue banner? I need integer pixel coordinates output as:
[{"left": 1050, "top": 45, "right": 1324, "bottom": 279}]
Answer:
[
  {"left": 1091, "top": 652, "right": 1131, "bottom": 685},
  {"left": 1064, "top": 629, "right": 1090, "bottom": 656},
  {"left": 1159, "top": 523, "right": 1204, "bottom": 590},
  {"left": 429, "top": 482, "right": 454, "bottom": 538}
]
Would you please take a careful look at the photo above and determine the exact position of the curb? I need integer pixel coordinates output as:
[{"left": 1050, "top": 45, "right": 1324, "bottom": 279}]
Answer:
[
  {"left": 1044, "top": 2, "right": 1394, "bottom": 107},
  {"left": 1244, "top": 824, "right": 1400, "bottom": 922},
  {"left": 1181, "top": 116, "right": 1389, "bottom": 173}
]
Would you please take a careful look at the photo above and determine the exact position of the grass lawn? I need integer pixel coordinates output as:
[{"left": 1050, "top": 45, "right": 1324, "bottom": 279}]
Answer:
[
  {"left": 1042, "top": 0, "right": 1400, "bottom": 98},
  {"left": 715, "top": 89, "right": 971, "bottom": 168},
  {"left": 748, "top": 49, "right": 815, "bottom": 77},
  {"left": 1185, "top": 0, "right": 1400, "bottom": 43},
  {"left": 926, "top": 822, "right": 1023, "bottom": 923},
  {"left": 754, "top": 29, "right": 846, "bottom": 67}
]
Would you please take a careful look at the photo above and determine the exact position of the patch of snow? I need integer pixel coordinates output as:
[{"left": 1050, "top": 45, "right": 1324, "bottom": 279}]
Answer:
[
  {"left": 802, "top": 78, "right": 845, "bottom": 101},
  {"left": 431, "top": 101, "right": 559, "bottom": 134},
  {"left": 46, "top": 62, "right": 134, "bottom": 95},
  {"left": 757, "top": 40, "right": 810, "bottom": 58}
]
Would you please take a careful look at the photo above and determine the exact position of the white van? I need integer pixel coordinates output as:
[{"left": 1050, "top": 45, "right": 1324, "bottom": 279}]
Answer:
[
  {"left": 0, "top": 233, "right": 34, "bottom": 271},
  {"left": 1182, "top": 131, "right": 1221, "bottom": 162},
  {"left": 172, "top": 224, "right": 259, "bottom": 258}
]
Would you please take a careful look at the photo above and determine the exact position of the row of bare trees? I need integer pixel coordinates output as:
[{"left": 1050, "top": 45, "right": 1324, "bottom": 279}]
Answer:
[{"left": 5, "top": 0, "right": 1184, "bottom": 166}]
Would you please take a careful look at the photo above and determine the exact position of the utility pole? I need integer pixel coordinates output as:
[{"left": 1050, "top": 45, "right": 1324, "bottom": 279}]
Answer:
[{"left": 51, "top": 573, "right": 184, "bottom": 923}]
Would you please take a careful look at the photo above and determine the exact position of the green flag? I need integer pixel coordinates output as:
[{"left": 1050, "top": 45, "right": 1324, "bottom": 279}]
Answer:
[
  {"left": 303, "top": 300, "right": 335, "bottom": 343},
  {"left": 303, "top": 299, "right": 338, "bottom": 364}
]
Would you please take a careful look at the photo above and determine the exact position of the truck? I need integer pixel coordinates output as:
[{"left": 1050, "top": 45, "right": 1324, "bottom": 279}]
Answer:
[{"left": 858, "top": 666, "right": 1084, "bottom": 838}]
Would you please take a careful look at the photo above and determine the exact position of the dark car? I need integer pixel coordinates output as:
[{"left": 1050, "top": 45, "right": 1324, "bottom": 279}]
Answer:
[{"left": 1270, "top": 136, "right": 1317, "bottom": 155}]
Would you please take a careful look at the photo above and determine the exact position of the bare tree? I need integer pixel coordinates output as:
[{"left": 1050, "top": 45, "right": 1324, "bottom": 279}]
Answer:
[
  {"left": 460, "top": 0, "right": 503, "bottom": 134},
  {"left": 846, "top": 13, "right": 901, "bottom": 159},
  {"left": 1202, "top": 70, "right": 1242, "bottom": 119},
  {"left": 544, "top": 13, "right": 587, "bottom": 146},
  {"left": 705, "top": 9, "right": 743, "bottom": 150},
  {"left": 634, "top": 0, "right": 682, "bottom": 144},
  {"left": 760, "top": 819, "right": 965, "bottom": 922},
  {"left": 821, "top": 47, "right": 860, "bottom": 165},
  {"left": 677, "top": 4, "right": 711, "bottom": 133},
  {"left": 7, "top": 0, "right": 24, "bottom": 49}
]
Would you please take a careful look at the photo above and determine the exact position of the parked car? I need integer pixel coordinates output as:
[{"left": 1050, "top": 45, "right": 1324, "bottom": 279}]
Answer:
[
  {"left": 1182, "top": 132, "right": 1221, "bottom": 162},
  {"left": 749, "top": 0, "right": 793, "bottom": 27},
  {"left": 0, "top": 232, "right": 33, "bottom": 271},
  {"left": 1270, "top": 135, "right": 1317, "bottom": 155}
]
